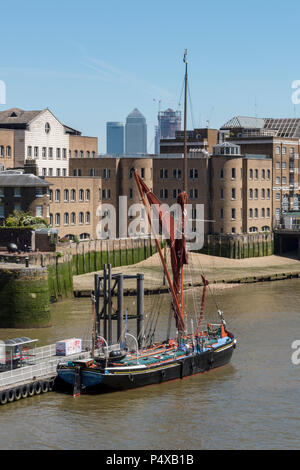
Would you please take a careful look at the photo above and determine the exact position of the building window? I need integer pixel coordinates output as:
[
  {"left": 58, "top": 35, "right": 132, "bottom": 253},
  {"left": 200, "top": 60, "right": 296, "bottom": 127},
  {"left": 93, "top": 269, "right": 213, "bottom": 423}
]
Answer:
[
  {"left": 79, "top": 212, "right": 84, "bottom": 224},
  {"left": 160, "top": 188, "right": 168, "bottom": 199},
  {"left": 86, "top": 212, "right": 90, "bottom": 224},
  {"left": 276, "top": 162, "right": 280, "bottom": 169},
  {"left": 276, "top": 176, "right": 280, "bottom": 185},
  {"left": 6, "top": 146, "right": 11, "bottom": 157},
  {"left": 62, "top": 168, "right": 67, "bottom": 177},
  {"left": 220, "top": 169, "right": 224, "bottom": 179},
  {"left": 249, "top": 226, "right": 258, "bottom": 232},
  {"left": 34, "top": 147, "right": 39, "bottom": 158},
  {"left": 86, "top": 151, "right": 90, "bottom": 158},
  {"left": 173, "top": 168, "right": 181, "bottom": 179},
  {"left": 55, "top": 189, "right": 60, "bottom": 202},
  {"left": 190, "top": 168, "right": 198, "bottom": 179},
  {"left": 86, "top": 189, "right": 90, "bottom": 201},
  {"left": 173, "top": 188, "right": 181, "bottom": 199},
  {"left": 220, "top": 208, "right": 224, "bottom": 219},
  {"left": 129, "top": 188, "right": 133, "bottom": 200},
  {"left": 74, "top": 150, "right": 78, "bottom": 158},
  {"left": 14, "top": 187, "right": 21, "bottom": 197},
  {"left": 48, "top": 168, "right": 53, "bottom": 176},
  {"left": 262, "top": 169, "right": 265, "bottom": 180},
  {"left": 141, "top": 168, "right": 145, "bottom": 179},
  {"left": 254, "top": 208, "right": 258, "bottom": 218},
  {"left": 282, "top": 146, "right": 286, "bottom": 155},
  {"left": 102, "top": 189, "right": 111, "bottom": 200},
  {"left": 49, "top": 213, "right": 53, "bottom": 225},
  {"left": 79, "top": 189, "right": 84, "bottom": 201},
  {"left": 282, "top": 176, "right": 287, "bottom": 184},
  {"left": 36, "top": 188, "right": 43, "bottom": 198},
  {"left": 249, "top": 208, "right": 253, "bottom": 219},
  {"left": 267, "top": 208, "right": 270, "bottom": 218},
  {"left": 267, "top": 189, "right": 270, "bottom": 199},
  {"left": 63, "top": 148, "right": 67, "bottom": 159},
  {"left": 71, "top": 212, "right": 76, "bottom": 225},
  {"left": 45, "top": 122, "right": 50, "bottom": 134},
  {"left": 71, "top": 189, "right": 76, "bottom": 201},
  {"left": 249, "top": 169, "right": 253, "bottom": 180},
  {"left": 261, "top": 188, "right": 265, "bottom": 199},
  {"left": 56, "top": 168, "right": 60, "bottom": 177},
  {"left": 282, "top": 162, "right": 286, "bottom": 169},
  {"left": 231, "top": 188, "right": 236, "bottom": 199},
  {"left": 231, "top": 168, "right": 236, "bottom": 179},
  {"left": 189, "top": 189, "right": 198, "bottom": 199},
  {"left": 290, "top": 147, "right": 295, "bottom": 155},
  {"left": 42, "top": 147, "right": 47, "bottom": 159},
  {"left": 64, "top": 189, "right": 69, "bottom": 202},
  {"left": 267, "top": 169, "right": 270, "bottom": 180},
  {"left": 220, "top": 188, "right": 224, "bottom": 200},
  {"left": 42, "top": 168, "right": 47, "bottom": 176},
  {"left": 254, "top": 188, "right": 258, "bottom": 199},
  {"left": 261, "top": 208, "right": 265, "bottom": 218},
  {"left": 49, "top": 190, "right": 53, "bottom": 202},
  {"left": 92, "top": 151, "right": 95, "bottom": 158},
  {"left": 102, "top": 168, "right": 111, "bottom": 179},
  {"left": 80, "top": 150, "right": 84, "bottom": 158},
  {"left": 232, "top": 227, "right": 236, "bottom": 233},
  {"left": 48, "top": 147, "right": 53, "bottom": 159},
  {"left": 56, "top": 148, "right": 61, "bottom": 159},
  {"left": 249, "top": 188, "right": 253, "bottom": 199},
  {"left": 255, "top": 169, "right": 258, "bottom": 180},
  {"left": 64, "top": 212, "right": 69, "bottom": 225},
  {"left": 276, "top": 146, "right": 280, "bottom": 155},
  {"left": 55, "top": 213, "right": 60, "bottom": 225},
  {"left": 27, "top": 146, "right": 32, "bottom": 157},
  {"left": 231, "top": 208, "right": 236, "bottom": 220},
  {"left": 0, "top": 146, "right": 3, "bottom": 157},
  {"left": 160, "top": 168, "right": 168, "bottom": 179}
]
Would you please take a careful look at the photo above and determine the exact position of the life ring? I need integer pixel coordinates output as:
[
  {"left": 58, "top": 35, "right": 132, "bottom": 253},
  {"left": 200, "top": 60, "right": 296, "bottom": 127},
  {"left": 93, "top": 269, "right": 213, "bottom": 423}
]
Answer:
[
  {"left": 7, "top": 389, "right": 15, "bottom": 403},
  {"left": 0, "top": 391, "right": 8, "bottom": 405},
  {"left": 42, "top": 381, "right": 49, "bottom": 393},
  {"left": 14, "top": 388, "right": 22, "bottom": 400},
  {"left": 34, "top": 382, "right": 42, "bottom": 395},
  {"left": 21, "top": 385, "right": 29, "bottom": 398},
  {"left": 28, "top": 384, "right": 35, "bottom": 396}
]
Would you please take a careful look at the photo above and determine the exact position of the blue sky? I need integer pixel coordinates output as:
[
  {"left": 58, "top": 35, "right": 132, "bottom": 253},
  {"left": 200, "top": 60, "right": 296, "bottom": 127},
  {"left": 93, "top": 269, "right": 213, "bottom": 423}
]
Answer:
[{"left": 1, "top": 0, "right": 300, "bottom": 152}]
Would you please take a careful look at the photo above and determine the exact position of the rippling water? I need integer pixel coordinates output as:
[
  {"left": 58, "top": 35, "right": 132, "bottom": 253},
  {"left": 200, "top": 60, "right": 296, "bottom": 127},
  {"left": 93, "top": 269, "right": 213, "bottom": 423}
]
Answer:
[{"left": 1, "top": 279, "right": 300, "bottom": 450}]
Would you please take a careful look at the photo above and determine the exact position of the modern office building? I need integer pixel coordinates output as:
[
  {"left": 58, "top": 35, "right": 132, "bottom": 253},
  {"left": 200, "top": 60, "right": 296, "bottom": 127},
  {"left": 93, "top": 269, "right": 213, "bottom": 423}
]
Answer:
[
  {"left": 154, "top": 108, "right": 181, "bottom": 154},
  {"left": 125, "top": 108, "right": 147, "bottom": 155},
  {"left": 106, "top": 122, "right": 124, "bottom": 155}
]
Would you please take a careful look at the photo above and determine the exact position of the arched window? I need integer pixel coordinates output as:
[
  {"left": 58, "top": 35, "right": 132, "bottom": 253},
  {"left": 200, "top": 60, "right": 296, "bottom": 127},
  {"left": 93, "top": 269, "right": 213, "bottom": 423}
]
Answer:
[
  {"left": 262, "top": 226, "right": 270, "bottom": 232},
  {"left": 79, "top": 212, "right": 84, "bottom": 224},
  {"left": 71, "top": 189, "right": 76, "bottom": 201},
  {"left": 86, "top": 151, "right": 90, "bottom": 158},
  {"left": 249, "top": 226, "right": 258, "bottom": 232},
  {"left": 64, "top": 189, "right": 69, "bottom": 202},
  {"left": 86, "top": 212, "right": 90, "bottom": 224},
  {"left": 55, "top": 189, "right": 60, "bottom": 202},
  {"left": 55, "top": 213, "right": 60, "bottom": 225},
  {"left": 71, "top": 212, "right": 76, "bottom": 225},
  {"left": 6, "top": 146, "right": 11, "bottom": 157},
  {"left": 64, "top": 212, "right": 69, "bottom": 225},
  {"left": 86, "top": 189, "right": 90, "bottom": 201},
  {"left": 0, "top": 146, "right": 4, "bottom": 157},
  {"left": 275, "top": 146, "right": 280, "bottom": 155},
  {"left": 79, "top": 189, "right": 84, "bottom": 201}
]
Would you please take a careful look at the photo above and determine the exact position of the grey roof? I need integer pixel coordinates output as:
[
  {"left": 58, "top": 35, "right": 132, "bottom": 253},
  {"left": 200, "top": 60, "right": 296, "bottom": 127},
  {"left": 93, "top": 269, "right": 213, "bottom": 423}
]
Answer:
[
  {"left": 0, "top": 108, "right": 42, "bottom": 127},
  {"left": 127, "top": 108, "right": 145, "bottom": 119},
  {"left": 214, "top": 142, "right": 240, "bottom": 148},
  {"left": 221, "top": 115, "right": 300, "bottom": 138},
  {"left": 221, "top": 116, "right": 265, "bottom": 130},
  {"left": 0, "top": 172, "right": 52, "bottom": 187}
]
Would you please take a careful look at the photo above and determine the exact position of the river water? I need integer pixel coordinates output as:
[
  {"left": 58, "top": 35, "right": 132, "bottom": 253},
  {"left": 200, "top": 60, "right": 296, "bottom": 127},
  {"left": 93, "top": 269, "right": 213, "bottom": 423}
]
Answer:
[{"left": 0, "top": 279, "right": 300, "bottom": 450}]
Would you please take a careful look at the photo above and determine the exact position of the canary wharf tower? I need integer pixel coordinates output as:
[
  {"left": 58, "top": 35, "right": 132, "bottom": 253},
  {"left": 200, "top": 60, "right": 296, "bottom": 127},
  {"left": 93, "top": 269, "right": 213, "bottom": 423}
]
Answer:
[{"left": 125, "top": 108, "right": 147, "bottom": 155}]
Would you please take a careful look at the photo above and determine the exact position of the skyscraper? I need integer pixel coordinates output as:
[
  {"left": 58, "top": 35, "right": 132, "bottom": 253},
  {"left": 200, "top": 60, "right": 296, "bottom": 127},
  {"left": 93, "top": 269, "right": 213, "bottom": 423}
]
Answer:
[
  {"left": 125, "top": 108, "right": 147, "bottom": 155},
  {"left": 154, "top": 108, "right": 181, "bottom": 154},
  {"left": 106, "top": 122, "right": 124, "bottom": 155}
]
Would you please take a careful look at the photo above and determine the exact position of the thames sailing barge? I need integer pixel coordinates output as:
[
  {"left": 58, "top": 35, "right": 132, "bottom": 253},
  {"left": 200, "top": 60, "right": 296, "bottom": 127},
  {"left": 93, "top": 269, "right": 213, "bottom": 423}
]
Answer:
[{"left": 57, "top": 51, "right": 236, "bottom": 395}]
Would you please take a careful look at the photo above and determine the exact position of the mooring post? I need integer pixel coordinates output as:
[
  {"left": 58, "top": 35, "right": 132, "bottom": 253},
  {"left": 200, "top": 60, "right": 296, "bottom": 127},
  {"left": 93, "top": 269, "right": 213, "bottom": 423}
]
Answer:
[
  {"left": 117, "top": 274, "right": 124, "bottom": 344},
  {"left": 94, "top": 273, "right": 100, "bottom": 340},
  {"left": 103, "top": 264, "right": 107, "bottom": 342},
  {"left": 108, "top": 263, "right": 112, "bottom": 345},
  {"left": 137, "top": 273, "right": 144, "bottom": 348}
]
